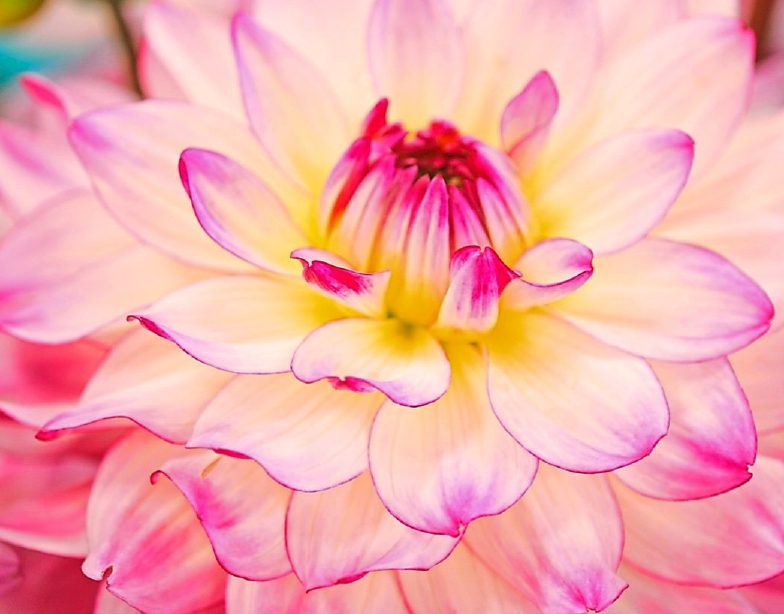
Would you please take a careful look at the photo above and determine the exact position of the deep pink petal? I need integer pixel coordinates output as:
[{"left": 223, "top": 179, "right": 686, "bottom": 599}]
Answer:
[
  {"left": 467, "top": 466, "right": 627, "bottom": 614},
  {"left": 557, "top": 238, "right": 774, "bottom": 361},
  {"left": 189, "top": 374, "right": 382, "bottom": 492},
  {"left": 291, "top": 317, "right": 450, "bottom": 407},
  {"left": 487, "top": 310, "right": 668, "bottom": 472},
  {"left": 285, "top": 473, "right": 456, "bottom": 590},
  {"left": 0, "top": 543, "right": 19, "bottom": 596},
  {"left": 369, "top": 344, "right": 536, "bottom": 536}
]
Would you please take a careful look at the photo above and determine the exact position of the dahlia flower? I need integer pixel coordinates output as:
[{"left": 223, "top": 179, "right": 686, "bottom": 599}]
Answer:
[{"left": 1, "top": 0, "right": 784, "bottom": 613}]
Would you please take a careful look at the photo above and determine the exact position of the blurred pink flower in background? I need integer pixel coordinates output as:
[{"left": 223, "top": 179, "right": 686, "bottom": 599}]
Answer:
[{"left": 1, "top": 0, "right": 784, "bottom": 612}]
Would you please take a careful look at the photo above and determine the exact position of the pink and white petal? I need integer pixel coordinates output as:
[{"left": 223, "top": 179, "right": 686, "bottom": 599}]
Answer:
[
  {"left": 158, "top": 450, "right": 291, "bottom": 581},
  {"left": 189, "top": 373, "right": 382, "bottom": 492},
  {"left": 556, "top": 238, "right": 774, "bottom": 361},
  {"left": 291, "top": 317, "right": 450, "bottom": 407},
  {"left": 606, "top": 564, "right": 758, "bottom": 614},
  {"left": 233, "top": 14, "right": 351, "bottom": 190},
  {"left": 250, "top": 0, "right": 376, "bottom": 129},
  {"left": 740, "top": 571, "right": 784, "bottom": 614},
  {"left": 553, "top": 16, "right": 754, "bottom": 178},
  {"left": 597, "top": 0, "right": 687, "bottom": 59},
  {"left": 180, "top": 148, "right": 306, "bottom": 274},
  {"left": 0, "top": 543, "right": 20, "bottom": 596},
  {"left": 614, "top": 359, "right": 756, "bottom": 500},
  {"left": 83, "top": 431, "right": 225, "bottom": 614},
  {"left": 467, "top": 466, "right": 626, "bottom": 614},
  {"left": 292, "top": 248, "right": 391, "bottom": 317},
  {"left": 369, "top": 344, "right": 537, "bottom": 536},
  {"left": 226, "top": 571, "right": 411, "bottom": 614},
  {"left": 457, "top": 0, "right": 601, "bottom": 140},
  {"left": 40, "top": 330, "right": 233, "bottom": 444},
  {"left": 487, "top": 310, "right": 668, "bottom": 472},
  {"left": 535, "top": 129, "right": 694, "bottom": 254},
  {"left": 70, "top": 100, "right": 302, "bottom": 270},
  {"left": 615, "top": 456, "right": 784, "bottom": 587},
  {"left": 286, "top": 473, "right": 456, "bottom": 590},
  {"left": 132, "top": 275, "right": 340, "bottom": 375},
  {"left": 140, "top": 0, "right": 243, "bottom": 117},
  {"left": 687, "top": 0, "right": 740, "bottom": 17},
  {"left": 436, "top": 247, "right": 519, "bottom": 334},
  {"left": 1, "top": 244, "right": 203, "bottom": 344},
  {"left": 20, "top": 74, "right": 135, "bottom": 123},
  {"left": 731, "top": 326, "right": 784, "bottom": 434},
  {"left": 399, "top": 543, "right": 538, "bottom": 614},
  {"left": 502, "top": 238, "right": 593, "bottom": 310},
  {"left": 501, "top": 71, "right": 560, "bottom": 172},
  {"left": 367, "top": 0, "right": 465, "bottom": 128}
]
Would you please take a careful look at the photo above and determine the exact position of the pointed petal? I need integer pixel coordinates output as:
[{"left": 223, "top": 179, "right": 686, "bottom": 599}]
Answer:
[
  {"left": 131, "top": 275, "right": 340, "bottom": 374},
  {"left": 368, "top": 0, "right": 464, "bottom": 128},
  {"left": 399, "top": 544, "right": 538, "bottom": 614},
  {"left": 615, "top": 456, "right": 784, "bottom": 587},
  {"left": 286, "top": 473, "right": 456, "bottom": 590},
  {"left": 536, "top": 129, "right": 695, "bottom": 254},
  {"left": 180, "top": 148, "right": 306, "bottom": 274},
  {"left": 487, "top": 310, "right": 668, "bottom": 472},
  {"left": 69, "top": 100, "right": 302, "bottom": 270},
  {"left": 436, "top": 247, "right": 519, "bottom": 334},
  {"left": 189, "top": 373, "right": 382, "bottom": 492},
  {"left": 83, "top": 431, "right": 225, "bottom": 614},
  {"left": 158, "top": 451, "right": 291, "bottom": 581},
  {"left": 291, "top": 248, "right": 391, "bottom": 317},
  {"left": 501, "top": 70, "right": 560, "bottom": 172},
  {"left": 40, "top": 330, "right": 233, "bottom": 444},
  {"left": 556, "top": 238, "right": 774, "bottom": 361},
  {"left": 226, "top": 571, "right": 410, "bottom": 614},
  {"left": 467, "top": 466, "right": 627, "bottom": 614},
  {"left": 615, "top": 359, "right": 756, "bottom": 500},
  {"left": 233, "top": 14, "right": 351, "bottom": 189},
  {"left": 291, "top": 318, "right": 450, "bottom": 407},
  {"left": 370, "top": 344, "right": 536, "bottom": 536},
  {"left": 502, "top": 238, "right": 593, "bottom": 310}
]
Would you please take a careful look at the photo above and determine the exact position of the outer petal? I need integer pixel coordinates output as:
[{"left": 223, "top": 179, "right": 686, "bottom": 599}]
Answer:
[
  {"left": 69, "top": 100, "right": 302, "bottom": 270},
  {"left": 615, "top": 456, "right": 784, "bottom": 587},
  {"left": 0, "top": 543, "right": 19, "bottom": 596},
  {"left": 487, "top": 310, "right": 668, "bottom": 472},
  {"left": 467, "top": 466, "right": 627, "bottom": 614},
  {"left": 158, "top": 451, "right": 291, "bottom": 581},
  {"left": 139, "top": 0, "right": 243, "bottom": 116},
  {"left": 226, "top": 571, "right": 411, "bottom": 614},
  {"left": 233, "top": 14, "right": 351, "bottom": 190},
  {"left": 189, "top": 373, "right": 382, "bottom": 492},
  {"left": 502, "top": 238, "right": 594, "bottom": 310},
  {"left": 367, "top": 0, "right": 465, "bottom": 128},
  {"left": 731, "top": 326, "right": 784, "bottom": 434},
  {"left": 180, "top": 148, "right": 306, "bottom": 274},
  {"left": 94, "top": 587, "right": 148, "bottom": 614},
  {"left": 606, "top": 564, "right": 758, "bottom": 614},
  {"left": 399, "top": 544, "right": 538, "bottom": 614},
  {"left": 83, "top": 431, "right": 225, "bottom": 614},
  {"left": 597, "top": 0, "right": 686, "bottom": 59},
  {"left": 291, "top": 317, "right": 450, "bottom": 407},
  {"left": 369, "top": 344, "right": 537, "bottom": 536},
  {"left": 40, "top": 330, "right": 233, "bottom": 444},
  {"left": 741, "top": 571, "right": 784, "bottom": 614},
  {"left": 614, "top": 359, "right": 756, "bottom": 500},
  {"left": 286, "top": 473, "right": 456, "bottom": 590},
  {"left": 131, "top": 275, "right": 340, "bottom": 374},
  {"left": 556, "top": 238, "right": 773, "bottom": 361},
  {"left": 535, "top": 129, "right": 694, "bottom": 254}
]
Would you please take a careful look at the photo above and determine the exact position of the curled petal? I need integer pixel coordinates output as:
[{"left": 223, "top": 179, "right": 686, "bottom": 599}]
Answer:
[
  {"left": 467, "top": 466, "right": 626, "bottom": 614},
  {"left": 616, "top": 456, "right": 784, "bottom": 587},
  {"left": 286, "top": 473, "right": 457, "bottom": 590},
  {"left": 189, "top": 374, "right": 382, "bottom": 492},
  {"left": 131, "top": 275, "right": 340, "bottom": 374},
  {"left": 615, "top": 359, "right": 756, "bottom": 500},
  {"left": 158, "top": 451, "right": 291, "bottom": 581},
  {"left": 370, "top": 344, "right": 537, "bottom": 536},
  {"left": 503, "top": 238, "right": 593, "bottom": 310},
  {"left": 487, "top": 310, "right": 668, "bottom": 472}
]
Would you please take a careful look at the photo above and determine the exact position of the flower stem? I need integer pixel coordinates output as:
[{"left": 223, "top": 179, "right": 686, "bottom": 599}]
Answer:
[{"left": 103, "top": 0, "right": 143, "bottom": 96}]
